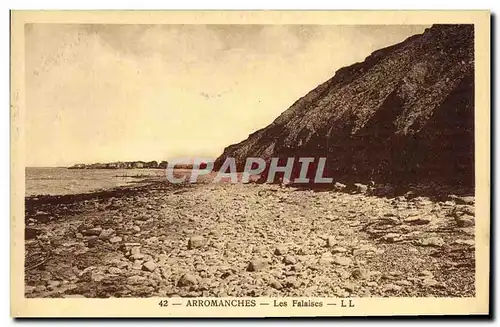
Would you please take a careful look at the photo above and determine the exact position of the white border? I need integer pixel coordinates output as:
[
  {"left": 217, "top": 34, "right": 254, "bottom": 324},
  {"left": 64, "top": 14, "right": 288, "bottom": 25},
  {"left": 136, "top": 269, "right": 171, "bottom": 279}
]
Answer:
[{"left": 2, "top": 1, "right": 498, "bottom": 326}]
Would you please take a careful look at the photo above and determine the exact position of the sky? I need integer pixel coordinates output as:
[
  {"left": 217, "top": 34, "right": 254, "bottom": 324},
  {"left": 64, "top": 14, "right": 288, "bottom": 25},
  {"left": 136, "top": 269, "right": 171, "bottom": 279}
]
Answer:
[{"left": 25, "top": 24, "right": 428, "bottom": 167}]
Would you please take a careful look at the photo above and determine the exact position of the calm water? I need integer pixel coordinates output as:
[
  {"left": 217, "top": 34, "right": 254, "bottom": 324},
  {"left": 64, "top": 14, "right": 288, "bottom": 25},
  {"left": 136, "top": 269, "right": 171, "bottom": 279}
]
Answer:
[{"left": 25, "top": 167, "right": 166, "bottom": 196}]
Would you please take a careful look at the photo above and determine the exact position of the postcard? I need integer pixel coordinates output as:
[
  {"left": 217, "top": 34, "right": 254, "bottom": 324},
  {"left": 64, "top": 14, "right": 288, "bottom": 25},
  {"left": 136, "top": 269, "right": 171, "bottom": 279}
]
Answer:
[{"left": 10, "top": 10, "right": 491, "bottom": 317}]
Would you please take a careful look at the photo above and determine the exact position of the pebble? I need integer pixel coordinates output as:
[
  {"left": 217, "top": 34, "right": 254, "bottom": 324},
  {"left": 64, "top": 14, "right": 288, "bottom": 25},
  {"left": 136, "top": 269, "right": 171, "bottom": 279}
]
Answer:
[
  {"left": 422, "top": 278, "right": 439, "bottom": 287},
  {"left": 381, "top": 233, "right": 403, "bottom": 243},
  {"left": 108, "top": 267, "right": 122, "bottom": 274},
  {"left": 449, "top": 195, "right": 475, "bottom": 205},
  {"left": 353, "top": 183, "right": 368, "bottom": 194},
  {"left": 91, "top": 272, "right": 105, "bottom": 282},
  {"left": 274, "top": 246, "right": 286, "bottom": 255},
  {"left": 332, "top": 246, "right": 348, "bottom": 254},
  {"left": 419, "top": 270, "right": 434, "bottom": 277},
  {"left": 35, "top": 285, "right": 47, "bottom": 292},
  {"left": 188, "top": 236, "right": 205, "bottom": 249},
  {"left": 404, "top": 216, "right": 432, "bottom": 225},
  {"left": 395, "top": 280, "right": 412, "bottom": 286},
  {"left": 455, "top": 215, "right": 475, "bottom": 227},
  {"left": 142, "top": 261, "right": 157, "bottom": 272},
  {"left": 383, "top": 283, "right": 402, "bottom": 292},
  {"left": 334, "top": 182, "right": 346, "bottom": 191},
  {"left": 116, "top": 261, "right": 128, "bottom": 269},
  {"left": 333, "top": 256, "right": 353, "bottom": 266},
  {"left": 270, "top": 280, "right": 283, "bottom": 290},
  {"left": 130, "top": 253, "right": 145, "bottom": 260},
  {"left": 351, "top": 268, "right": 369, "bottom": 280},
  {"left": 99, "top": 228, "right": 115, "bottom": 239},
  {"left": 83, "top": 227, "right": 103, "bottom": 236},
  {"left": 319, "top": 252, "right": 334, "bottom": 264},
  {"left": 342, "top": 282, "right": 355, "bottom": 292},
  {"left": 47, "top": 280, "right": 61, "bottom": 290},
  {"left": 178, "top": 273, "right": 198, "bottom": 287},
  {"left": 109, "top": 236, "right": 122, "bottom": 244},
  {"left": 283, "top": 255, "right": 297, "bottom": 265},
  {"left": 285, "top": 276, "right": 300, "bottom": 289},
  {"left": 453, "top": 239, "right": 475, "bottom": 246},
  {"left": 130, "top": 246, "right": 141, "bottom": 254},
  {"left": 327, "top": 236, "right": 337, "bottom": 247},
  {"left": 247, "top": 259, "right": 267, "bottom": 272},
  {"left": 124, "top": 242, "right": 141, "bottom": 247},
  {"left": 127, "top": 275, "right": 147, "bottom": 285},
  {"left": 416, "top": 237, "right": 444, "bottom": 247}
]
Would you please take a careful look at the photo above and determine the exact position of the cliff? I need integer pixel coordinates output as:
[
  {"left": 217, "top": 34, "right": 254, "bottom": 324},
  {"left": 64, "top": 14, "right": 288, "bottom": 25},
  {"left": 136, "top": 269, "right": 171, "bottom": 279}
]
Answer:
[{"left": 214, "top": 24, "right": 475, "bottom": 188}]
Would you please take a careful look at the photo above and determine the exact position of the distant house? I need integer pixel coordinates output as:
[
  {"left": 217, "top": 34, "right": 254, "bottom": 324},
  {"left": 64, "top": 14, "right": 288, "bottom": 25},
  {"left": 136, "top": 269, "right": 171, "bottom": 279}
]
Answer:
[
  {"left": 68, "top": 160, "right": 166, "bottom": 170},
  {"left": 145, "top": 161, "right": 159, "bottom": 169},
  {"left": 115, "top": 162, "right": 128, "bottom": 169},
  {"left": 131, "top": 161, "right": 145, "bottom": 169},
  {"left": 89, "top": 163, "right": 107, "bottom": 169},
  {"left": 68, "top": 163, "right": 86, "bottom": 169}
]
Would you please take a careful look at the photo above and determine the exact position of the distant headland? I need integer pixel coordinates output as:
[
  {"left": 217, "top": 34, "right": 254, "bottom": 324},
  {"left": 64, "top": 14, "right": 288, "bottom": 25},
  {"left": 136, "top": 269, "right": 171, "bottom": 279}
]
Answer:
[{"left": 68, "top": 161, "right": 170, "bottom": 169}]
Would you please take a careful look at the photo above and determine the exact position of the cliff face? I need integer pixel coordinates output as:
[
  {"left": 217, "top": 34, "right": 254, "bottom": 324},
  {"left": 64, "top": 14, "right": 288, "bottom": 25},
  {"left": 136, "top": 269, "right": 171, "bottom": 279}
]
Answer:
[{"left": 214, "top": 24, "right": 475, "bottom": 188}]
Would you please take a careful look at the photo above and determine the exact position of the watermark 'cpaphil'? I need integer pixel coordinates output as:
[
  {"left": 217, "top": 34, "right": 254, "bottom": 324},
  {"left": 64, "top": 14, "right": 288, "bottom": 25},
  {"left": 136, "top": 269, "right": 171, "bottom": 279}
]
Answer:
[{"left": 165, "top": 157, "right": 333, "bottom": 184}]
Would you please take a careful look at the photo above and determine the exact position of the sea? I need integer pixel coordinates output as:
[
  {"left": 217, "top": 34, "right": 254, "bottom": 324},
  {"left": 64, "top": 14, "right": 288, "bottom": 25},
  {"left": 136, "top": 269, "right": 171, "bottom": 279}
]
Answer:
[{"left": 25, "top": 167, "right": 166, "bottom": 196}]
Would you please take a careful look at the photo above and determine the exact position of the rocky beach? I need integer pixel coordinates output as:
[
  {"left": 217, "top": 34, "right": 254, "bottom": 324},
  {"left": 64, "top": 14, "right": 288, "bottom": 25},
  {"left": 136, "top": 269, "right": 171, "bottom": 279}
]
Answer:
[{"left": 24, "top": 172, "right": 475, "bottom": 298}]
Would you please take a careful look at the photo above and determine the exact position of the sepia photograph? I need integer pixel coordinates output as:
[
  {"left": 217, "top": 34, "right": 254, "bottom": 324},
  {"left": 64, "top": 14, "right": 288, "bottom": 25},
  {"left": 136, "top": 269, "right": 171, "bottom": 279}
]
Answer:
[{"left": 10, "top": 10, "right": 490, "bottom": 317}]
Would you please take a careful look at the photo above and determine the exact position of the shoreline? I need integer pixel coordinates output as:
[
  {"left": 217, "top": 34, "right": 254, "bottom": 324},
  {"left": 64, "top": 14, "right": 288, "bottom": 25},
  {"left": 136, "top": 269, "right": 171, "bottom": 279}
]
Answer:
[{"left": 25, "top": 178, "right": 167, "bottom": 205}]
